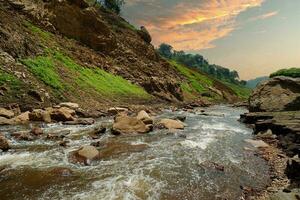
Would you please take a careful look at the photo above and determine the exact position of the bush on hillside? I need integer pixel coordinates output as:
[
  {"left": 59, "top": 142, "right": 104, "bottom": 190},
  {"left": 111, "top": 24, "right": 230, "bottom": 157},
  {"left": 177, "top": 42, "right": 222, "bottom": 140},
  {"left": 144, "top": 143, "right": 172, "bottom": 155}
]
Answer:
[
  {"left": 94, "top": 0, "right": 125, "bottom": 14},
  {"left": 270, "top": 68, "right": 300, "bottom": 78}
]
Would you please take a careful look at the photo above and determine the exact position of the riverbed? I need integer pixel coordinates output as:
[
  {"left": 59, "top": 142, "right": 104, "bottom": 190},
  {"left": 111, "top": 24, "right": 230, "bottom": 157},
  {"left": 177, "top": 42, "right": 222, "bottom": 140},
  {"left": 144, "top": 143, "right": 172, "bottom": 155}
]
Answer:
[{"left": 0, "top": 105, "right": 270, "bottom": 200}]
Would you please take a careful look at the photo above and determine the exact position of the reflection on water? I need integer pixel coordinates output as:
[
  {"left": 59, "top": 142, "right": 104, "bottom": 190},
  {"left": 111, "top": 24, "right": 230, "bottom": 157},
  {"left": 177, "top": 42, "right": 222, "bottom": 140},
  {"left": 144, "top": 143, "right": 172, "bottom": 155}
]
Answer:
[{"left": 0, "top": 105, "right": 270, "bottom": 200}]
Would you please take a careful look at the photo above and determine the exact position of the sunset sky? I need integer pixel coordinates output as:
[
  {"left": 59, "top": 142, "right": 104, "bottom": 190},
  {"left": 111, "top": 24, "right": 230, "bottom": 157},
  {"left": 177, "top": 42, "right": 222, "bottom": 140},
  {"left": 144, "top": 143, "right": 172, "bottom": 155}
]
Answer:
[{"left": 123, "top": 0, "right": 300, "bottom": 80}]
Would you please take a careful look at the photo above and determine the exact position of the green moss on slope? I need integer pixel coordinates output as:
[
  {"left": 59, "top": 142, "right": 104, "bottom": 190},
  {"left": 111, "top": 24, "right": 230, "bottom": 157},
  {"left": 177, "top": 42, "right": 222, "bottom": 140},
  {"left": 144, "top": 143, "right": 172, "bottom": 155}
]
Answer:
[
  {"left": 24, "top": 21, "right": 52, "bottom": 41},
  {"left": 222, "top": 82, "right": 251, "bottom": 99},
  {"left": 21, "top": 50, "right": 150, "bottom": 99},
  {"left": 0, "top": 70, "right": 22, "bottom": 89},
  {"left": 170, "top": 61, "right": 213, "bottom": 94}
]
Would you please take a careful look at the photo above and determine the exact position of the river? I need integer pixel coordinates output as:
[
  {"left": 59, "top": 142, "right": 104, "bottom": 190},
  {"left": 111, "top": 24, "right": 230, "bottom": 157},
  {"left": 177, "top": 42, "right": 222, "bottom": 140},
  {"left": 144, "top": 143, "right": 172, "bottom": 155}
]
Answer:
[{"left": 0, "top": 105, "right": 270, "bottom": 200}]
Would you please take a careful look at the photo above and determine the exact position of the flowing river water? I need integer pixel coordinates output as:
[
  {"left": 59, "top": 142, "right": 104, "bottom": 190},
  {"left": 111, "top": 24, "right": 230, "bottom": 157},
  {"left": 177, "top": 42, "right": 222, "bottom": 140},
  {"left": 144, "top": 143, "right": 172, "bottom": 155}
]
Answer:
[{"left": 0, "top": 105, "right": 270, "bottom": 200}]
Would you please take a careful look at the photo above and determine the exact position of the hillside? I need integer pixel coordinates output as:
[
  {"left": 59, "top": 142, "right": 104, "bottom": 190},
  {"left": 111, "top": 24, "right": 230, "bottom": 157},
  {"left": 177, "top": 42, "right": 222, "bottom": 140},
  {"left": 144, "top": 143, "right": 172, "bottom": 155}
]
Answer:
[{"left": 0, "top": 0, "right": 247, "bottom": 110}]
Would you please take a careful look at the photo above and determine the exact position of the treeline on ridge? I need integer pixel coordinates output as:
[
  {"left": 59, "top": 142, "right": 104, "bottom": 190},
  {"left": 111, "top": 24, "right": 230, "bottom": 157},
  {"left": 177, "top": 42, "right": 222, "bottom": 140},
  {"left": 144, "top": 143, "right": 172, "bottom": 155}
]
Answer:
[{"left": 157, "top": 43, "right": 247, "bottom": 85}]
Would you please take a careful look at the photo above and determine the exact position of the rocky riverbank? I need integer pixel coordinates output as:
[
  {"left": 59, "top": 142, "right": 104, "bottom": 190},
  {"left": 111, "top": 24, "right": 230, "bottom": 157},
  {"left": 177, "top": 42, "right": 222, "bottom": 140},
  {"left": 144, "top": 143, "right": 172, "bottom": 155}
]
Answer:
[{"left": 240, "top": 76, "right": 300, "bottom": 199}]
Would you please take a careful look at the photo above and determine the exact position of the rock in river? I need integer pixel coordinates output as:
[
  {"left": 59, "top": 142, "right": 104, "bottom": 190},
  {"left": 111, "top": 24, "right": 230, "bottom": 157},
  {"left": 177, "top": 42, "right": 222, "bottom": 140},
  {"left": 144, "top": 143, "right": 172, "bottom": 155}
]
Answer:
[
  {"left": 136, "top": 110, "right": 153, "bottom": 125},
  {"left": 0, "top": 134, "right": 10, "bottom": 151},
  {"left": 158, "top": 119, "right": 185, "bottom": 130},
  {"left": 69, "top": 145, "right": 100, "bottom": 165},
  {"left": 111, "top": 113, "right": 151, "bottom": 135}
]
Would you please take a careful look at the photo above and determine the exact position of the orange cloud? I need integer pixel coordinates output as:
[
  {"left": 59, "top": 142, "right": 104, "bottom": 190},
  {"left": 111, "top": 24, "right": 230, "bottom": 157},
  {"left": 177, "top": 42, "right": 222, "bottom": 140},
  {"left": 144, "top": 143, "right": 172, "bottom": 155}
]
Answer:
[{"left": 124, "top": 0, "right": 265, "bottom": 50}]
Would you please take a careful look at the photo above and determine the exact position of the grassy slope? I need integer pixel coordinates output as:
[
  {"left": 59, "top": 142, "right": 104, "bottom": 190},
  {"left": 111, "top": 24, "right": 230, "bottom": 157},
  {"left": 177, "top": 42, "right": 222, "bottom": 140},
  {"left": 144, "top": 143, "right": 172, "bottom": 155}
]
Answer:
[
  {"left": 270, "top": 68, "right": 300, "bottom": 78},
  {"left": 20, "top": 21, "right": 150, "bottom": 101},
  {"left": 169, "top": 60, "right": 251, "bottom": 100}
]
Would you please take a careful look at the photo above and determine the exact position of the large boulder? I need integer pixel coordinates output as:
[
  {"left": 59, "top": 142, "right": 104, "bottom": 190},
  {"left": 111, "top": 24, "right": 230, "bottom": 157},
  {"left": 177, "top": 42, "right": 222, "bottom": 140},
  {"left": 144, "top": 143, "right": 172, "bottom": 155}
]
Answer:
[
  {"left": 111, "top": 114, "right": 151, "bottom": 135},
  {"left": 0, "top": 108, "right": 14, "bottom": 119},
  {"left": 249, "top": 76, "right": 300, "bottom": 112},
  {"left": 158, "top": 119, "right": 185, "bottom": 130},
  {"left": 46, "top": 0, "right": 117, "bottom": 52},
  {"left": 69, "top": 145, "right": 99, "bottom": 165}
]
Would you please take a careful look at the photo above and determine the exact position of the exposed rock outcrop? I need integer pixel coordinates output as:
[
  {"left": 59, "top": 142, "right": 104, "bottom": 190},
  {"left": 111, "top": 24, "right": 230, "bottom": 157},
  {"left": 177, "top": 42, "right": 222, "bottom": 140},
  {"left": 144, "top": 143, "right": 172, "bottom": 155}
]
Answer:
[
  {"left": 242, "top": 76, "right": 300, "bottom": 188},
  {"left": 249, "top": 76, "right": 300, "bottom": 112}
]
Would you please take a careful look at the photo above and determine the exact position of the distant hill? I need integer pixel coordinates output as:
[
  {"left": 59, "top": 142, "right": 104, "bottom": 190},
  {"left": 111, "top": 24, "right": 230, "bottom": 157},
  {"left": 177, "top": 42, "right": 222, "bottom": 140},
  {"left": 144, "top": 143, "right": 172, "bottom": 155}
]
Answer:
[{"left": 246, "top": 76, "right": 269, "bottom": 88}]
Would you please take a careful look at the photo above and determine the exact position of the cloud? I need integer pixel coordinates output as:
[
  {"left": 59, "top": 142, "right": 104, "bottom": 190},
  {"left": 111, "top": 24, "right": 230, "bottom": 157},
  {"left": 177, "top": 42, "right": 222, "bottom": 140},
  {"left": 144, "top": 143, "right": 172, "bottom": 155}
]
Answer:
[
  {"left": 249, "top": 11, "right": 278, "bottom": 21},
  {"left": 124, "top": 0, "right": 265, "bottom": 50}
]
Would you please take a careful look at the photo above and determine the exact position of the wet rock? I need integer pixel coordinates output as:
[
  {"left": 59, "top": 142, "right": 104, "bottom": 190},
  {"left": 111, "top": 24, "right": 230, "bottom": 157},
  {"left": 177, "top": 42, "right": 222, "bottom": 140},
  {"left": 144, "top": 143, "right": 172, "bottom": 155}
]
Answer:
[
  {"left": 0, "top": 134, "right": 10, "bottom": 151},
  {"left": 46, "top": 130, "right": 69, "bottom": 140},
  {"left": 11, "top": 131, "right": 35, "bottom": 141},
  {"left": 244, "top": 139, "right": 269, "bottom": 148},
  {"left": 0, "top": 107, "right": 14, "bottom": 119},
  {"left": 286, "top": 156, "right": 300, "bottom": 183},
  {"left": 50, "top": 107, "right": 76, "bottom": 122},
  {"left": 158, "top": 119, "right": 185, "bottom": 130},
  {"left": 172, "top": 116, "right": 186, "bottom": 122},
  {"left": 49, "top": 167, "right": 73, "bottom": 177},
  {"left": 199, "top": 161, "right": 225, "bottom": 172},
  {"left": 69, "top": 145, "right": 99, "bottom": 165},
  {"left": 257, "top": 129, "right": 277, "bottom": 139},
  {"left": 63, "top": 118, "right": 95, "bottom": 125},
  {"left": 108, "top": 107, "right": 128, "bottom": 115},
  {"left": 136, "top": 110, "right": 153, "bottom": 125},
  {"left": 178, "top": 133, "right": 187, "bottom": 139},
  {"left": 249, "top": 76, "right": 300, "bottom": 112},
  {"left": 58, "top": 140, "right": 70, "bottom": 147},
  {"left": 111, "top": 114, "right": 151, "bottom": 135},
  {"left": 98, "top": 142, "right": 149, "bottom": 159},
  {"left": 59, "top": 102, "right": 79, "bottom": 110},
  {"left": 31, "top": 127, "right": 43, "bottom": 136},
  {"left": 29, "top": 109, "right": 51, "bottom": 123}
]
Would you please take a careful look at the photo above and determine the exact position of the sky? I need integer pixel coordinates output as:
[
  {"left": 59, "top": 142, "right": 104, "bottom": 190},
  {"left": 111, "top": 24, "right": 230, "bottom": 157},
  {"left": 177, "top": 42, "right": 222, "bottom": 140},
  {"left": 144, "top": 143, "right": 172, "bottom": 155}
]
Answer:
[{"left": 123, "top": 0, "right": 300, "bottom": 80}]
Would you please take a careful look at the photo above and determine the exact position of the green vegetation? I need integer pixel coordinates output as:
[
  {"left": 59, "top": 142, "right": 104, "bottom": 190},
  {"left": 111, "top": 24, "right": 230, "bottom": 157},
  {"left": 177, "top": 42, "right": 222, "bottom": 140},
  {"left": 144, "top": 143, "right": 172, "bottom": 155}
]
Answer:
[
  {"left": 21, "top": 50, "right": 150, "bottom": 99},
  {"left": 158, "top": 43, "right": 246, "bottom": 85},
  {"left": 24, "top": 21, "right": 51, "bottom": 40},
  {"left": 93, "top": 0, "right": 124, "bottom": 14},
  {"left": 223, "top": 82, "right": 251, "bottom": 99},
  {"left": 0, "top": 70, "right": 22, "bottom": 89},
  {"left": 52, "top": 51, "right": 149, "bottom": 98},
  {"left": 170, "top": 61, "right": 251, "bottom": 100},
  {"left": 170, "top": 61, "right": 213, "bottom": 94},
  {"left": 270, "top": 68, "right": 300, "bottom": 78},
  {"left": 21, "top": 56, "right": 63, "bottom": 90}
]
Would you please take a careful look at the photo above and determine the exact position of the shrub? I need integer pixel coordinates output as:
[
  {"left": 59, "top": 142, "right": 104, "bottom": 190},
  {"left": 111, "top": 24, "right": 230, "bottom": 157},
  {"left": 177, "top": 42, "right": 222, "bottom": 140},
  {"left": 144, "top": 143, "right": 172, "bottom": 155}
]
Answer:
[{"left": 270, "top": 68, "right": 300, "bottom": 78}]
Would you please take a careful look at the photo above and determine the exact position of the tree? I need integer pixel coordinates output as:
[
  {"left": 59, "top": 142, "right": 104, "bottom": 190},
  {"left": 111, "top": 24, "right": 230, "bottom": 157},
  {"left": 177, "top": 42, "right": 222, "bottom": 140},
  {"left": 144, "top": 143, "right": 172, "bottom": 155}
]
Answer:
[
  {"left": 95, "top": 0, "right": 125, "bottom": 14},
  {"left": 158, "top": 43, "right": 173, "bottom": 59}
]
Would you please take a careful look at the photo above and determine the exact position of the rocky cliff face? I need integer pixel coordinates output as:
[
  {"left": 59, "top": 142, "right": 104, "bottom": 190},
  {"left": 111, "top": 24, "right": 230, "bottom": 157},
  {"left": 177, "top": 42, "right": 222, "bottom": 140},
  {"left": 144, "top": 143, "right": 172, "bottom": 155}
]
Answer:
[
  {"left": 243, "top": 76, "right": 300, "bottom": 187},
  {"left": 249, "top": 76, "right": 300, "bottom": 112}
]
